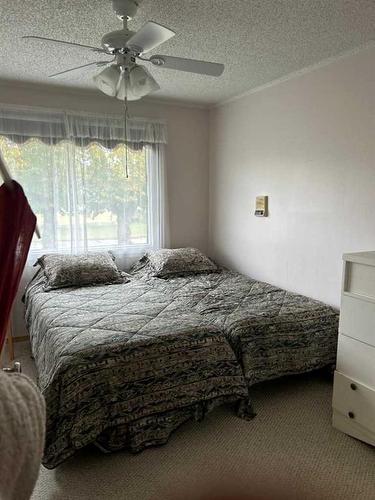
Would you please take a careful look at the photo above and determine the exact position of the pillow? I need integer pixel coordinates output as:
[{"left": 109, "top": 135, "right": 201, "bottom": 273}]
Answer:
[
  {"left": 146, "top": 248, "right": 217, "bottom": 278},
  {"left": 35, "top": 252, "right": 128, "bottom": 291}
]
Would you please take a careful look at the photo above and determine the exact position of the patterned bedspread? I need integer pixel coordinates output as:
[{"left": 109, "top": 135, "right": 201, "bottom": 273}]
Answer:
[{"left": 25, "top": 267, "right": 338, "bottom": 468}]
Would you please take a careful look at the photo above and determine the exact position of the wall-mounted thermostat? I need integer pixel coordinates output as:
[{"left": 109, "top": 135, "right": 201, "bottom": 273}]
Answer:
[{"left": 255, "top": 195, "right": 268, "bottom": 217}]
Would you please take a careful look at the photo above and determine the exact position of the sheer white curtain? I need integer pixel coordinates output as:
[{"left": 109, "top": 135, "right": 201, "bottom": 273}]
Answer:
[
  {"left": 0, "top": 105, "right": 168, "bottom": 265},
  {"left": 148, "top": 144, "right": 169, "bottom": 249}
]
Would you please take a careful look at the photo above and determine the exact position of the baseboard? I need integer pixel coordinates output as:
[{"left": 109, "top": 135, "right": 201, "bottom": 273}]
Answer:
[{"left": 9, "top": 335, "right": 29, "bottom": 343}]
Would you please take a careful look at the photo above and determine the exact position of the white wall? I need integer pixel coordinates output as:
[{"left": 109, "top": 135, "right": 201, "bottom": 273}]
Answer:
[
  {"left": 209, "top": 44, "right": 375, "bottom": 308},
  {"left": 0, "top": 82, "right": 210, "bottom": 253}
]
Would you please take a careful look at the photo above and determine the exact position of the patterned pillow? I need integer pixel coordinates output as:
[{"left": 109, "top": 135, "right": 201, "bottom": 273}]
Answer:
[
  {"left": 36, "top": 252, "right": 128, "bottom": 291},
  {"left": 146, "top": 248, "right": 217, "bottom": 278}
]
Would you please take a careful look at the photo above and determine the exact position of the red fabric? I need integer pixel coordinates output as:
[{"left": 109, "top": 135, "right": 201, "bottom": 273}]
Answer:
[{"left": 0, "top": 181, "right": 36, "bottom": 353}]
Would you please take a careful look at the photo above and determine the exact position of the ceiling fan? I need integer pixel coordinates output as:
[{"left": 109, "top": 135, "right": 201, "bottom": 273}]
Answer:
[{"left": 23, "top": 0, "right": 225, "bottom": 102}]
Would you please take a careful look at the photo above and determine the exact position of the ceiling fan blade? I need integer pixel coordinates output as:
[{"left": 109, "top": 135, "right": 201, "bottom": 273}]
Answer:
[
  {"left": 23, "top": 36, "right": 107, "bottom": 53},
  {"left": 149, "top": 55, "right": 224, "bottom": 76},
  {"left": 48, "top": 61, "right": 110, "bottom": 78},
  {"left": 126, "top": 21, "right": 175, "bottom": 54}
]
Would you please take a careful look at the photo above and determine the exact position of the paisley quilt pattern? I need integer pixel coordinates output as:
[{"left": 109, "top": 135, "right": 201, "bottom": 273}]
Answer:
[{"left": 25, "top": 267, "right": 338, "bottom": 468}]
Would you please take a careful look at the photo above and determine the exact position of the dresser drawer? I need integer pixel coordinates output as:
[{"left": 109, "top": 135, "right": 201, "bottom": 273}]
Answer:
[
  {"left": 344, "top": 260, "right": 375, "bottom": 300},
  {"left": 332, "top": 410, "right": 375, "bottom": 447},
  {"left": 339, "top": 294, "right": 375, "bottom": 347},
  {"left": 336, "top": 334, "right": 375, "bottom": 388},
  {"left": 332, "top": 371, "right": 375, "bottom": 436}
]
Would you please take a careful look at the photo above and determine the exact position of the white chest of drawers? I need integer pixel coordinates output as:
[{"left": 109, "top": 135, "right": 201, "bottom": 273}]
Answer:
[{"left": 332, "top": 251, "right": 375, "bottom": 446}]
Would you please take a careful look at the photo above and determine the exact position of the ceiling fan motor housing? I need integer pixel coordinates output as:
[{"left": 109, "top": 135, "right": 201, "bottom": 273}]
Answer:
[
  {"left": 111, "top": 0, "right": 142, "bottom": 20},
  {"left": 101, "top": 29, "right": 136, "bottom": 52}
]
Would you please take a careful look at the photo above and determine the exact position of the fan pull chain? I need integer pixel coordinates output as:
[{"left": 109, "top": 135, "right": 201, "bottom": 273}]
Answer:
[{"left": 123, "top": 68, "right": 129, "bottom": 179}]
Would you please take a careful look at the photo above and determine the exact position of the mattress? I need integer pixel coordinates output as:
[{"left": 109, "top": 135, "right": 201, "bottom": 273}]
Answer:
[{"left": 25, "top": 267, "right": 339, "bottom": 468}]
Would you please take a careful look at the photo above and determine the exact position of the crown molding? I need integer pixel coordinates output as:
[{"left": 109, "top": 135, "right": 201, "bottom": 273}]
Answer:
[{"left": 212, "top": 40, "right": 375, "bottom": 109}]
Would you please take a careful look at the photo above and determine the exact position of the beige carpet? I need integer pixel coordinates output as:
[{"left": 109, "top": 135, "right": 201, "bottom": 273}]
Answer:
[{"left": 11, "top": 343, "right": 375, "bottom": 500}]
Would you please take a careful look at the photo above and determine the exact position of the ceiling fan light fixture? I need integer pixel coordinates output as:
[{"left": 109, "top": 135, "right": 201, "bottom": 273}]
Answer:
[
  {"left": 129, "top": 65, "right": 160, "bottom": 96},
  {"left": 93, "top": 65, "right": 121, "bottom": 96},
  {"left": 115, "top": 65, "right": 160, "bottom": 101}
]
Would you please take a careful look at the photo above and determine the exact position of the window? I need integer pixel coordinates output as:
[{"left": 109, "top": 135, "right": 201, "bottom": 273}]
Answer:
[
  {"left": 0, "top": 137, "right": 150, "bottom": 252},
  {"left": 0, "top": 107, "right": 168, "bottom": 257}
]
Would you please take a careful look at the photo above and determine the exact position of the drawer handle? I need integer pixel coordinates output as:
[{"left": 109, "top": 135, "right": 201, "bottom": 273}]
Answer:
[
  {"left": 350, "top": 383, "right": 357, "bottom": 391},
  {"left": 348, "top": 411, "right": 355, "bottom": 419}
]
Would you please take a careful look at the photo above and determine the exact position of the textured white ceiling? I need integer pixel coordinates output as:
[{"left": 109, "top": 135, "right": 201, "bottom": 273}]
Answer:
[{"left": 0, "top": 0, "right": 374, "bottom": 105}]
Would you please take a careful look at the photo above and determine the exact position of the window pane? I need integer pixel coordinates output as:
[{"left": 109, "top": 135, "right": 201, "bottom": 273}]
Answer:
[{"left": 76, "top": 144, "right": 149, "bottom": 249}]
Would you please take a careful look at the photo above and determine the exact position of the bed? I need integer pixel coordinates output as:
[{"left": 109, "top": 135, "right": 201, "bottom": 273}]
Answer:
[
  {"left": 133, "top": 260, "right": 339, "bottom": 386},
  {"left": 25, "top": 251, "right": 339, "bottom": 468}
]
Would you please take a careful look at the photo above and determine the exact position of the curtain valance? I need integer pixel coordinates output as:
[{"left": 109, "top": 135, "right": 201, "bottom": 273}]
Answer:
[{"left": 0, "top": 106, "right": 167, "bottom": 148}]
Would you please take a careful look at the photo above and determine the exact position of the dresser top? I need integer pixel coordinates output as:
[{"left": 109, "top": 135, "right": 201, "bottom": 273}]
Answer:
[{"left": 343, "top": 251, "right": 375, "bottom": 265}]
